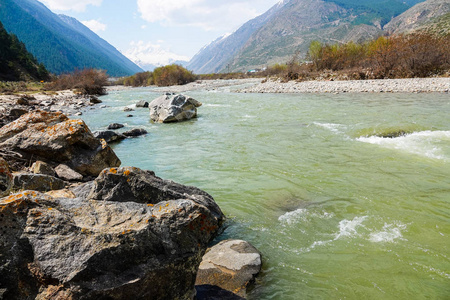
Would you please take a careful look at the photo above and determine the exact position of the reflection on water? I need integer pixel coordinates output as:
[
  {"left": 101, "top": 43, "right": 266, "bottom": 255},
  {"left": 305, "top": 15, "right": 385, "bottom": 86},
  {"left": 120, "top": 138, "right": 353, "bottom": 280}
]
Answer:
[{"left": 80, "top": 88, "right": 450, "bottom": 299}]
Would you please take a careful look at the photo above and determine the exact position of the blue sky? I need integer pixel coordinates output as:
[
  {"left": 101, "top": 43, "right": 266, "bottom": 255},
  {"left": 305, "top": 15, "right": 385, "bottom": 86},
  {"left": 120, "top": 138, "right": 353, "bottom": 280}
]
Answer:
[{"left": 39, "top": 0, "right": 279, "bottom": 69}]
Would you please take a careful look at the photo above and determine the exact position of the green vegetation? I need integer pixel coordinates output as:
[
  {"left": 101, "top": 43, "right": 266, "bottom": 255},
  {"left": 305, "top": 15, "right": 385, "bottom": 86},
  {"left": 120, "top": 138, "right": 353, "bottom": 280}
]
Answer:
[
  {"left": 0, "top": 20, "right": 49, "bottom": 82},
  {"left": 45, "top": 69, "right": 109, "bottom": 95},
  {"left": 121, "top": 65, "right": 196, "bottom": 87}
]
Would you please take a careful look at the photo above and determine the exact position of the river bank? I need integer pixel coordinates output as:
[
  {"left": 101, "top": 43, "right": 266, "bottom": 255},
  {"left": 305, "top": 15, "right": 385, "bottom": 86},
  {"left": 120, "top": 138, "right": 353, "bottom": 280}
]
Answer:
[{"left": 238, "top": 77, "right": 450, "bottom": 93}]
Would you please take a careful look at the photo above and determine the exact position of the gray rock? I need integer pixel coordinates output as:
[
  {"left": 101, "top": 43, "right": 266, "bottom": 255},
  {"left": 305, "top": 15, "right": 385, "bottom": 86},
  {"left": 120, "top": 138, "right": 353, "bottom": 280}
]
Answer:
[
  {"left": 93, "top": 130, "right": 126, "bottom": 143},
  {"left": 31, "top": 161, "right": 55, "bottom": 177},
  {"left": 123, "top": 128, "right": 147, "bottom": 137},
  {"left": 0, "top": 166, "right": 224, "bottom": 299},
  {"left": 107, "top": 123, "right": 125, "bottom": 130},
  {"left": 0, "top": 158, "right": 12, "bottom": 197},
  {"left": 0, "top": 111, "right": 121, "bottom": 176},
  {"left": 90, "top": 96, "right": 102, "bottom": 104},
  {"left": 196, "top": 240, "right": 262, "bottom": 298},
  {"left": 123, "top": 107, "right": 134, "bottom": 112},
  {"left": 12, "top": 172, "right": 66, "bottom": 192},
  {"left": 55, "top": 164, "right": 84, "bottom": 181},
  {"left": 136, "top": 100, "right": 149, "bottom": 108},
  {"left": 149, "top": 94, "right": 202, "bottom": 123}
]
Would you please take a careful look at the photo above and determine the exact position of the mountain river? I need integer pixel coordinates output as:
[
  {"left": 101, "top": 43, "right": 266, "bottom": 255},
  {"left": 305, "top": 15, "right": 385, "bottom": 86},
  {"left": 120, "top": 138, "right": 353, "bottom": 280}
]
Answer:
[{"left": 79, "top": 85, "right": 450, "bottom": 299}]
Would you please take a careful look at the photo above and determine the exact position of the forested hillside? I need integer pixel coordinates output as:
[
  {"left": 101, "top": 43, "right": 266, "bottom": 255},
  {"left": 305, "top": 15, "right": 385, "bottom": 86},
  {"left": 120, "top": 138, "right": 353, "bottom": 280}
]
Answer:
[
  {"left": 0, "top": 21, "right": 49, "bottom": 81},
  {"left": 0, "top": 0, "right": 142, "bottom": 76}
]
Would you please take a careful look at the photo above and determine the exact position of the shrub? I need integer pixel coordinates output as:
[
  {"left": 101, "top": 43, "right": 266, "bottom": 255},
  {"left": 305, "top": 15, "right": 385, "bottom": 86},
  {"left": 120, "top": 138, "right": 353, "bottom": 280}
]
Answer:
[{"left": 46, "top": 69, "right": 108, "bottom": 95}]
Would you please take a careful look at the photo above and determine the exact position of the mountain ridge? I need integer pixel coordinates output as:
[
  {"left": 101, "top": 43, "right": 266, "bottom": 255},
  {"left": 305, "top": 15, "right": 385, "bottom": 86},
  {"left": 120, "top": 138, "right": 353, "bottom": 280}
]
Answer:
[{"left": 0, "top": 0, "right": 142, "bottom": 76}]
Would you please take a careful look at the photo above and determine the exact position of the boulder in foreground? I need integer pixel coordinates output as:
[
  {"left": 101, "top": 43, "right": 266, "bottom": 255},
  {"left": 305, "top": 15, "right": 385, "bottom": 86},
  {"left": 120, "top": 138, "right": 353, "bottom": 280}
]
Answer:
[
  {"left": 0, "top": 110, "right": 121, "bottom": 176},
  {"left": 149, "top": 93, "right": 202, "bottom": 123},
  {"left": 0, "top": 166, "right": 224, "bottom": 300}
]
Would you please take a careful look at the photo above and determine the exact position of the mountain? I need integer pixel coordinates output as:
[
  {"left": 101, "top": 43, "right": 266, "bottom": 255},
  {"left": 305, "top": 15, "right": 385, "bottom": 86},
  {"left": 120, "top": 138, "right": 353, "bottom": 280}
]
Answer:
[
  {"left": 189, "top": 0, "right": 427, "bottom": 73},
  {"left": 0, "top": 20, "right": 49, "bottom": 81},
  {"left": 186, "top": 0, "right": 289, "bottom": 74},
  {"left": 0, "top": 0, "right": 142, "bottom": 76},
  {"left": 385, "top": 0, "right": 450, "bottom": 34}
]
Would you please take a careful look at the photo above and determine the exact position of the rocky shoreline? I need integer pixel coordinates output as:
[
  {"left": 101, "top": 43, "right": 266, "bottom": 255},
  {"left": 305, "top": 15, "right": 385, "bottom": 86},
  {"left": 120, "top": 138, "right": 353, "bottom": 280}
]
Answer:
[{"left": 237, "top": 77, "right": 450, "bottom": 94}]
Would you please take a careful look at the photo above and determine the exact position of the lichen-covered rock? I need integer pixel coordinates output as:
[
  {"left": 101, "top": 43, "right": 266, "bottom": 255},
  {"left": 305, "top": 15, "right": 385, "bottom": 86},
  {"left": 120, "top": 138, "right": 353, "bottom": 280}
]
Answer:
[
  {"left": 149, "top": 94, "right": 202, "bottom": 123},
  {"left": 0, "top": 167, "right": 224, "bottom": 300},
  {"left": 0, "top": 158, "right": 12, "bottom": 197},
  {"left": 195, "top": 240, "right": 262, "bottom": 298},
  {"left": 0, "top": 110, "right": 121, "bottom": 176},
  {"left": 13, "top": 173, "right": 66, "bottom": 192}
]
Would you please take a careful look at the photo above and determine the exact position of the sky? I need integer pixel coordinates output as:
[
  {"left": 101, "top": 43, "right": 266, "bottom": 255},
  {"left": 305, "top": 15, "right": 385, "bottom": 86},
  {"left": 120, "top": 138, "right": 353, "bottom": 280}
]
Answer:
[{"left": 39, "top": 0, "right": 280, "bottom": 69}]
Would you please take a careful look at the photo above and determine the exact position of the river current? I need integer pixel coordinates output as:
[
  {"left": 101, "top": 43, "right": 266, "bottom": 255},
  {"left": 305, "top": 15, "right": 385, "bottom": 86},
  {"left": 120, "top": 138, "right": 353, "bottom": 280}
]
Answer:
[{"left": 79, "top": 86, "right": 450, "bottom": 299}]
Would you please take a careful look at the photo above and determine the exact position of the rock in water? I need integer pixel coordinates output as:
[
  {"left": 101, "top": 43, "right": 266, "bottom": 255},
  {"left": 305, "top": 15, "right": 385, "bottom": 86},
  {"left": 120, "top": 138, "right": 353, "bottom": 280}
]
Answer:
[
  {"left": 0, "top": 158, "right": 12, "bottom": 197},
  {"left": 196, "top": 240, "right": 262, "bottom": 298},
  {"left": 123, "top": 128, "right": 147, "bottom": 137},
  {"left": 0, "top": 167, "right": 224, "bottom": 299},
  {"left": 149, "top": 94, "right": 202, "bottom": 123},
  {"left": 93, "top": 130, "right": 126, "bottom": 143},
  {"left": 0, "top": 110, "right": 121, "bottom": 176},
  {"left": 136, "top": 100, "right": 149, "bottom": 108}
]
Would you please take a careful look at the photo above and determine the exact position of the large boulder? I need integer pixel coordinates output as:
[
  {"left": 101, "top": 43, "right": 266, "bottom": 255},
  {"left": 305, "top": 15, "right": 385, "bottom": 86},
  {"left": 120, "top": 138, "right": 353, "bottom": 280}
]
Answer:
[
  {"left": 0, "top": 158, "right": 12, "bottom": 197},
  {"left": 0, "top": 167, "right": 224, "bottom": 300},
  {"left": 0, "top": 110, "right": 121, "bottom": 176},
  {"left": 149, "top": 94, "right": 202, "bottom": 123},
  {"left": 196, "top": 240, "right": 262, "bottom": 298}
]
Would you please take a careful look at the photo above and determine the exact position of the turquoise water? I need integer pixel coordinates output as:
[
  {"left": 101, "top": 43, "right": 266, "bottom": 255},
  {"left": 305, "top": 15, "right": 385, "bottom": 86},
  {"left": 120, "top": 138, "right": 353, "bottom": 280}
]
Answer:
[{"left": 79, "top": 87, "right": 450, "bottom": 299}]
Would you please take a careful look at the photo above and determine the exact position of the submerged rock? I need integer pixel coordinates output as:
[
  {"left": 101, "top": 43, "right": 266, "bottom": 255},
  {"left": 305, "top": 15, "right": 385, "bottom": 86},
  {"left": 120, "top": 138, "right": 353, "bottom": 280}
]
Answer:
[
  {"left": 107, "top": 123, "right": 124, "bottom": 130},
  {"left": 123, "top": 128, "right": 147, "bottom": 137},
  {"left": 149, "top": 94, "right": 202, "bottom": 123},
  {"left": 196, "top": 240, "right": 262, "bottom": 298},
  {"left": 0, "top": 110, "right": 121, "bottom": 176},
  {"left": 0, "top": 166, "right": 224, "bottom": 300},
  {"left": 93, "top": 130, "right": 126, "bottom": 143}
]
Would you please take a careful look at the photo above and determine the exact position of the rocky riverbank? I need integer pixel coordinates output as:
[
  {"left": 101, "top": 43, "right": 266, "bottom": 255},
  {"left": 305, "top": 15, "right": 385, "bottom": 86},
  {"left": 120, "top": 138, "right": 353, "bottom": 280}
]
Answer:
[{"left": 238, "top": 77, "right": 450, "bottom": 93}]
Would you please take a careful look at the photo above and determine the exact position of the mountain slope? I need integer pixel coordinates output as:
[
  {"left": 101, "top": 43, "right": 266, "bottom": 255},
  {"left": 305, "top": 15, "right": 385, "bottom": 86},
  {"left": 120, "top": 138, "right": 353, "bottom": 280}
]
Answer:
[
  {"left": 187, "top": 0, "right": 289, "bottom": 74},
  {"left": 190, "top": 0, "right": 427, "bottom": 73},
  {"left": 0, "top": 20, "right": 49, "bottom": 81},
  {"left": 0, "top": 0, "right": 142, "bottom": 76},
  {"left": 384, "top": 0, "right": 450, "bottom": 34}
]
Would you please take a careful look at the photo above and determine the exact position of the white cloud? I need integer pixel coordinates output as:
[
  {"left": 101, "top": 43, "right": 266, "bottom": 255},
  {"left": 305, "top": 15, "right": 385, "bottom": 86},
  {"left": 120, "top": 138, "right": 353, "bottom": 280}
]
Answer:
[
  {"left": 39, "top": 0, "right": 103, "bottom": 12},
  {"left": 81, "top": 19, "right": 107, "bottom": 32},
  {"left": 137, "top": 0, "right": 278, "bottom": 31},
  {"left": 125, "top": 41, "right": 191, "bottom": 70}
]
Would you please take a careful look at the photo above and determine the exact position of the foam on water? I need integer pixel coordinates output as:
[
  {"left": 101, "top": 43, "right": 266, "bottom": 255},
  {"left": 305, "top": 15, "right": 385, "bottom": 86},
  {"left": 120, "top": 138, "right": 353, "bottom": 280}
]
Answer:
[
  {"left": 312, "top": 122, "right": 345, "bottom": 133},
  {"left": 334, "top": 216, "right": 368, "bottom": 240},
  {"left": 278, "top": 208, "right": 333, "bottom": 225},
  {"left": 369, "top": 222, "right": 407, "bottom": 243},
  {"left": 357, "top": 130, "right": 450, "bottom": 160}
]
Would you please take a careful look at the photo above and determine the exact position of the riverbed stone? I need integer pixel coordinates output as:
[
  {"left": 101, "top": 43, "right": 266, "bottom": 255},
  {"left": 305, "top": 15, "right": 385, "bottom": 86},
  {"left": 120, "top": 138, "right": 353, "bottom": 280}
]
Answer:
[
  {"left": 0, "top": 110, "right": 121, "bottom": 176},
  {"left": 136, "top": 100, "right": 149, "bottom": 108},
  {"left": 12, "top": 172, "right": 66, "bottom": 192},
  {"left": 195, "top": 239, "right": 262, "bottom": 298},
  {"left": 149, "top": 94, "right": 202, "bottom": 123}
]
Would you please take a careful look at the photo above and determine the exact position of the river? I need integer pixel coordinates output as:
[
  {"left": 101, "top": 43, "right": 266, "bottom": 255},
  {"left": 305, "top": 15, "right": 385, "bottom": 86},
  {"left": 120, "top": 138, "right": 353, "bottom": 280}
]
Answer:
[{"left": 80, "top": 86, "right": 450, "bottom": 299}]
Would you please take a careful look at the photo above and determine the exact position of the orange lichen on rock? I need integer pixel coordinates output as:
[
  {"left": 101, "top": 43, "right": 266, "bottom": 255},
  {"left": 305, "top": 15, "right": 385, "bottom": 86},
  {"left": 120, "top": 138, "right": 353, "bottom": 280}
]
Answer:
[{"left": 109, "top": 168, "right": 117, "bottom": 174}]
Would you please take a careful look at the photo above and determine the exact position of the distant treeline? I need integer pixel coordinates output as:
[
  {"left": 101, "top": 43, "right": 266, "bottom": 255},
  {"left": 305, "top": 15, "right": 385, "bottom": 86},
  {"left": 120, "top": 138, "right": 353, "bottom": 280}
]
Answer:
[
  {"left": 120, "top": 64, "right": 196, "bottom": 87},
  {"left": 0, "top": 20, "right": 49, "bottom": 82},
  {"left": 265, "top": 32, "right": 450, "bottom": 81}
]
